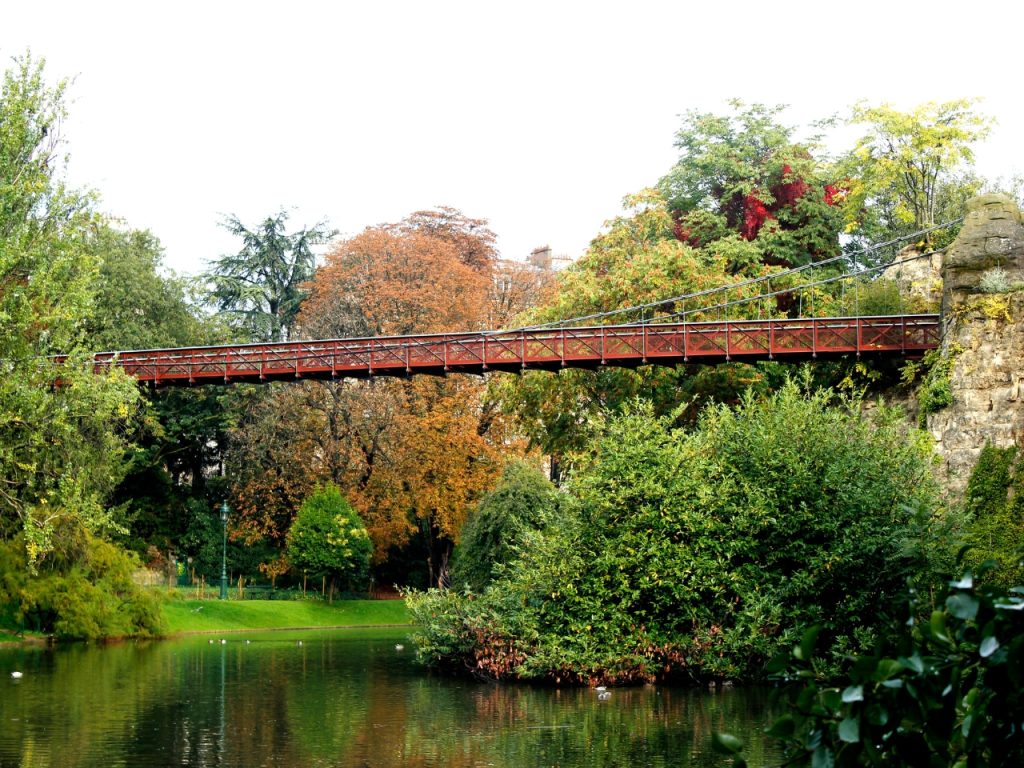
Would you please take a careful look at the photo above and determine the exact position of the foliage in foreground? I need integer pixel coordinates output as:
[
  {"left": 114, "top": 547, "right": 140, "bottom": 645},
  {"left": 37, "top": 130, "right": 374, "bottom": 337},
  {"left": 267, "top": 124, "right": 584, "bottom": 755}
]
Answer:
[
  {"left": 407, "top": 380, "right": 941, "bottom": 684},
  {"left": 717, "top": 566, "right": 1024, "bottom": 768},
  {"left": 0, "top": 532, "right": 164, "bottom": 640}
]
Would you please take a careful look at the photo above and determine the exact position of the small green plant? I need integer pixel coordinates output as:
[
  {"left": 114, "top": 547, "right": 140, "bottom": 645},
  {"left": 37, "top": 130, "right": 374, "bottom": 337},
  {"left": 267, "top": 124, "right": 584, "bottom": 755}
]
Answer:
[
  {"left": 0, "top": 533, "right": 165, "bottom": 640},
  {"left": 965, "top": 445, "right": 1016, "bottom": 513},
  {"left": 972, "top": 293, "right": 1013, "bottom": 322},
  {"left": 979, "top": 266, "right": 1010, "bottom": 294}
]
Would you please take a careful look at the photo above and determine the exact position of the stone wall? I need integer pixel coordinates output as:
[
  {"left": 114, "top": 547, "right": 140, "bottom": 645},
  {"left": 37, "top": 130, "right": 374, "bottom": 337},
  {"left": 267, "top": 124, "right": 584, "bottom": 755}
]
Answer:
[
  {"left": 928, "top": 293, "right": 1024, "bottom": 494},
  {"left": 927, "top": 194, "right": 1024, "bottom": 496}
]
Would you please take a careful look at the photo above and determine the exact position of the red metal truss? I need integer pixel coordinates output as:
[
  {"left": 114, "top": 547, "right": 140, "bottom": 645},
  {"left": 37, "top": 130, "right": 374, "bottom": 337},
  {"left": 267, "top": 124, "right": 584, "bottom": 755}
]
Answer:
[{"left": 89, "top": 315, "right": 941, "bottom": 387}]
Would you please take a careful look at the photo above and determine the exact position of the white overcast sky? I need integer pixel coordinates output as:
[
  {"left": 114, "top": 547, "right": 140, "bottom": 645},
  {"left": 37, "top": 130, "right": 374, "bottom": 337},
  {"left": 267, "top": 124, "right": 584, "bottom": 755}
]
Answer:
[{"left": 3, "top": 1, "right": 1022, "bottom": 277}]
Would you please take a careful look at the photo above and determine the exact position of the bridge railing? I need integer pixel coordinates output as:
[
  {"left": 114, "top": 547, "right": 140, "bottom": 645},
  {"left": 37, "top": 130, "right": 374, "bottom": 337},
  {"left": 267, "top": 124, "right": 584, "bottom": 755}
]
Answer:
[{"left": 89, "top": 314, "right": 941, "bottom": 387}]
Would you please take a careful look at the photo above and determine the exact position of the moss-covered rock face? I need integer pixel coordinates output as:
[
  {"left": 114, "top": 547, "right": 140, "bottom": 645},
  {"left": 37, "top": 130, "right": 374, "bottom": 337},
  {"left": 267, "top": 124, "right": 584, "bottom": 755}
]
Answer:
[{"left": 942, "top": 194, "right": 1024, "bottom": 314}]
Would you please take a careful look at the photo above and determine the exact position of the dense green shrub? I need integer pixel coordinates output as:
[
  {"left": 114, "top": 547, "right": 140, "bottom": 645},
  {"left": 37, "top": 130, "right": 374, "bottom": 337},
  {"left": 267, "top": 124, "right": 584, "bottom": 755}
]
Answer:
[
  {"left": 721, "top": 567, "right": 1024, "bottom": 767},
  {"left": 961, "top": 445, "right": 1024, "bottom": 586},
  {"left": 287, "top": 485, "right": 372, "bottom": 593},
  {"left": 0, "top": 533, "right": 164, "bottom": 640},
  {"left": 408, "top": 380, "right": 941, "bottom": 684},
  {"left": 449, "top": 461, "right": 558, "bottom": 592}
]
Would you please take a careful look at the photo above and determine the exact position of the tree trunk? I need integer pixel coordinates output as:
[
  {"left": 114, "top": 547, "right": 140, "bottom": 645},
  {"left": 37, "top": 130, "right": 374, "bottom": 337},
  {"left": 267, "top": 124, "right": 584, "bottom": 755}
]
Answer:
[{"left": 424, "top": 517, "right": 452, "bottom": 589}]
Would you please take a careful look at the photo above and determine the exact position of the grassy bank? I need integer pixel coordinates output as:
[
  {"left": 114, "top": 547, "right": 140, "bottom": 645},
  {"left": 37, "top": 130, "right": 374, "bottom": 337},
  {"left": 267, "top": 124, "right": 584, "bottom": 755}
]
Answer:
[
  {"left": 162, "top": 598, "right": 410, "bottom": 635},
  {"left": 0, "top": 627, "right": 49, "bottom": 646}
]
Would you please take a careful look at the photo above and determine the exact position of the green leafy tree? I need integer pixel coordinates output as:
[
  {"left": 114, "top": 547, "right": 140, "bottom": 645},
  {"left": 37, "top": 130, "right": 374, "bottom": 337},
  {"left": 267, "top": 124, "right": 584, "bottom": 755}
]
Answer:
[
  {"left": 205, "top": 211, "right": 334, "bottom": 342},
  {"left": 0, "top": 52, "right": 67, "bottom": 237},
  {"left": 107, "top": 385, "right": 245, "bottom": 558},
  {"left": 449, "top": 461, "right": 558, "bottom": 592},
  {"left": 287, "top": 485, "right": 372, "bottom": 593},
  {"left": 842, "top": 99, "right": 992, "bottom": 244},
  {"left": 78, "top": 222, "right": 246, "bottom": 566},
  {"left": 0, "top": 53, "right": 139, "bottom": 566},
  {"left": 85, "top": 224, "right": 205, "bottom": 351},
  {"left": 658, "top": 101, "right": 843, "bottom": 267}
]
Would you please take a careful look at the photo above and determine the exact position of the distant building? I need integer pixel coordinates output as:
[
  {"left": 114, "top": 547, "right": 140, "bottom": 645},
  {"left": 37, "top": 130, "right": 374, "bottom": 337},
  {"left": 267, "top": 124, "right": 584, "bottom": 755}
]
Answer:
[{"left": 528, "top": 245, "right": 574, "bottom": 271}]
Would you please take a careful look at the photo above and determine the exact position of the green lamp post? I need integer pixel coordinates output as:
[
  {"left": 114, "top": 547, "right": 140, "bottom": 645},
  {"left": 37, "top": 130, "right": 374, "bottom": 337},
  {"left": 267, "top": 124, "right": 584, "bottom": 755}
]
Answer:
[{"left": 219, "top": 500, "right": 229, "bottom": 600}]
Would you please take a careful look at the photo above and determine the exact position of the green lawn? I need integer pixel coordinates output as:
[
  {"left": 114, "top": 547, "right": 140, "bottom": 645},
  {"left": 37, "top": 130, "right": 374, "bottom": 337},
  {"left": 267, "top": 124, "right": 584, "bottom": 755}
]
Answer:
[{"left": 162, "top": 598, "right": 410, "bottom": 635}]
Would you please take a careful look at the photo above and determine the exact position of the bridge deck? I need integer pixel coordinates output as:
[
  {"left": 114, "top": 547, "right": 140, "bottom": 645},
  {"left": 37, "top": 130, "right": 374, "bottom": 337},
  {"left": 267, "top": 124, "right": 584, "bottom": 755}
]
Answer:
[{"left": 92, "top": 315, "right": 942, "bottom": 387}]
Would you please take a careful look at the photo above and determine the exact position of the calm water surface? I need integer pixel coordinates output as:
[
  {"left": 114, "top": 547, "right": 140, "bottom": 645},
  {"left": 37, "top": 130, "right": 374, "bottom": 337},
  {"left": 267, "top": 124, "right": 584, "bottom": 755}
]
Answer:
[{"left": 0, "top": 629, "right": 779, "bottom": 767}]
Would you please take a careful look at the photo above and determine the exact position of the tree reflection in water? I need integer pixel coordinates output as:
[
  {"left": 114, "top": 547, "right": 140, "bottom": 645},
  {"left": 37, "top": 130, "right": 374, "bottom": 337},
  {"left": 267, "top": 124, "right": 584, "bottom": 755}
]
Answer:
[{"left": 0, "top": 630, "right": 779, "bottom": 767}]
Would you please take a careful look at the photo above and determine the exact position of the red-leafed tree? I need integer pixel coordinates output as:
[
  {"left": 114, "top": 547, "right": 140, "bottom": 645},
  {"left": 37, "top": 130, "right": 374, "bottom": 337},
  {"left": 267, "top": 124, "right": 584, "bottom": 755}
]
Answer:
[{"left": 659, "top": 101, "right": 843, "bottom": 267}]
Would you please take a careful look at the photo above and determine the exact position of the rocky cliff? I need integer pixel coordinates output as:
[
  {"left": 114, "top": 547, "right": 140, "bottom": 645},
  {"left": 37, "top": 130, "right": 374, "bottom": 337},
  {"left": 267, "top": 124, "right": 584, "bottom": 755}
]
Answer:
[{"left": 927, "top": 194, "right": 1024, "bottom": 496}]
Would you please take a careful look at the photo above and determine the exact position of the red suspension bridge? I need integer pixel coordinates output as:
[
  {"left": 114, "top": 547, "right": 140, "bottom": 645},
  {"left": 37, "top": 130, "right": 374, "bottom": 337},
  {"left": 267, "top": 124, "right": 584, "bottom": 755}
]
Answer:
[
  {"left": 85, "top": 226, "right": 958, "bottom": 387},
  {"left": 92, "top": 314, "right": 941, "bottom": 387}
]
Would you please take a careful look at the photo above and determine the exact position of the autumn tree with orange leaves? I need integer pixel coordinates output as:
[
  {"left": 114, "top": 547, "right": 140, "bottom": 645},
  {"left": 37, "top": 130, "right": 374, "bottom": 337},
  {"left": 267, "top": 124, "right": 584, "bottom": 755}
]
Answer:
[
  {"left": 226, "top": 209, "right": 531, "bottom": 587},
  {"left": 299, "top": 224, "right": 487, "bottom": 339}
]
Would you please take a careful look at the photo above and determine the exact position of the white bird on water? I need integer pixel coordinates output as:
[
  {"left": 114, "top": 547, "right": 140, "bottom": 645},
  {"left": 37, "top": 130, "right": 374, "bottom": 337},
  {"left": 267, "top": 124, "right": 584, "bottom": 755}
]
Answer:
[
  {"left": 395, "top": 644, "right": 405, "bottom": 651},
  {"left": 10, "top": 671, "right": 23, "bottom": 679}
]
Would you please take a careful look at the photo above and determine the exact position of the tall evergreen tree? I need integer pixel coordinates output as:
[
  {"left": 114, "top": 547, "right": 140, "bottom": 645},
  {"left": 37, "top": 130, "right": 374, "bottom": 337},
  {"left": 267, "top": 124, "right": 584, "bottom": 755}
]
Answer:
[{"left": 205, "top": 211, "right": 334, "bottom": 342}]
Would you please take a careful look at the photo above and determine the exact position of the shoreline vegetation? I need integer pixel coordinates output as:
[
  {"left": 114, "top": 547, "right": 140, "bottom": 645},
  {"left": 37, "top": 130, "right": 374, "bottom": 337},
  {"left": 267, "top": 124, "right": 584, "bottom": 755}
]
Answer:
[{"left": 409, "top": 383, "right": 941, "bottom": 686}]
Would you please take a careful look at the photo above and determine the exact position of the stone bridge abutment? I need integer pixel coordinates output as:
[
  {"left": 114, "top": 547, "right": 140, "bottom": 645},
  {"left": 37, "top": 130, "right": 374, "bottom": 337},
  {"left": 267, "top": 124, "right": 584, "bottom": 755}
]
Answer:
[{"left": 927, "top": 193, "right": 1024, "bottom": 495}]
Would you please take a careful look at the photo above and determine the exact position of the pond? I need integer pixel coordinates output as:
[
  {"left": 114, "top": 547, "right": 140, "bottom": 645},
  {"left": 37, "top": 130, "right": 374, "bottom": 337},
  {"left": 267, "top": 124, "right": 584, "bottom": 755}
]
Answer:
[{"left": 0, "top": 629, "right": 780, "bottom": 767}]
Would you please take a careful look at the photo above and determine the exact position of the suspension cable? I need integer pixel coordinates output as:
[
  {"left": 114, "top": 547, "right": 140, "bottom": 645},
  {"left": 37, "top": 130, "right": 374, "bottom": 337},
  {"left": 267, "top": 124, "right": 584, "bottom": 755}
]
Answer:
[{"left": 83, "top": 219, "right": 959, "bottom": 368}]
